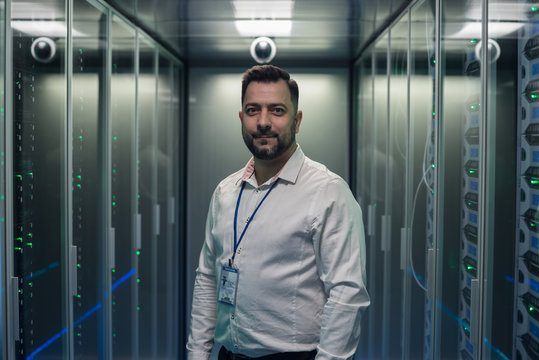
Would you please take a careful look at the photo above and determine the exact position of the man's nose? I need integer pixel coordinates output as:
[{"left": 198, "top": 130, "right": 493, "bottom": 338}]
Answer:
[{"left": 257, "top": 109, "right": 271, "bottom": 130}]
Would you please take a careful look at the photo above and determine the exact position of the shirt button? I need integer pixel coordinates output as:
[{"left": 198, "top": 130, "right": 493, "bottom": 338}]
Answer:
[
  {"left": 231, "top": 314, "right": 235, "bottom": 319},
  {"left": 234, "top": 344, "right": 239, "bottom": 349}
]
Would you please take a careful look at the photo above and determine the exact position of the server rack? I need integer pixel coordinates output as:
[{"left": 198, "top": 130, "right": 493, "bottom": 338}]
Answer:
[
  {"left": 1, "top": 0, "right": 185, "bottom": 358},
  {"left": 515, "top": 8, "right": 539, "bottom": 360}
]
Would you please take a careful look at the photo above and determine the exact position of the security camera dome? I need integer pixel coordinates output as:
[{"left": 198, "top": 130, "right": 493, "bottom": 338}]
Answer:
[
  {"left": 250, "top": 37, "right": 276, "bottom": 64},
  {"left": 31, "top": 37, "right": 56, "bottom": 63}
]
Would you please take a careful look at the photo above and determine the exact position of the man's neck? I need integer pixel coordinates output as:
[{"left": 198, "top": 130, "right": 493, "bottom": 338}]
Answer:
[{"left": 254, "top": 144, "right": 297, "bottom": 186}]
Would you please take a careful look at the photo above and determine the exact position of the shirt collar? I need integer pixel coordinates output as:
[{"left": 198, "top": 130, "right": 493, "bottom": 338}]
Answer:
[{"left": 237, "top": 145, "right": 305, "bottom": 186}]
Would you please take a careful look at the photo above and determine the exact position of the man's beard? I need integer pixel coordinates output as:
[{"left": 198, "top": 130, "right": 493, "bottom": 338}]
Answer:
[{"left": 242, "top": 123, "right": 296, "bottom": 161}]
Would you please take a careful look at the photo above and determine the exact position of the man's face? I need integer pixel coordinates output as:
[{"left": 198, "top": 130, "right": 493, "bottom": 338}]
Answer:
[{"left": 239, "top": 79, "right": 302, "bottom": 161}]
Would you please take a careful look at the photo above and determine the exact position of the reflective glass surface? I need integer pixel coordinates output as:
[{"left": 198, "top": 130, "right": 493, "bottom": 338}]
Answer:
[
  {"left": 72, "top": 0, "right": 107, "bottom": 357},
  {"left": 11, "top": 0, "right": 68, "bottom": 358},
  {"left": 137, "top": 35, "right": 157, "bottom": 360},
  {"left": 408, "top": 0, "right": 435, "bottom": 358},
  {"left": 110, "top": 15, "right": 137, "bottom": 359}
]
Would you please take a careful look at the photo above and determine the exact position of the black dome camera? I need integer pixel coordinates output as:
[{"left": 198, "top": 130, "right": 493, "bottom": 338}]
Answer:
[
  {"left": 250, "top": 37, "right": 276, "bottom": 64},
  {"left": 31, "top": 37, "right": 56, "bottom": 64}
]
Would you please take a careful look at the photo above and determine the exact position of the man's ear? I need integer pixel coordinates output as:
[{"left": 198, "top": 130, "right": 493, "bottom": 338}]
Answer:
[
  {"left": 239, "top": 111, "right": 243, "bottom": 121},
  {"left": 294, "top": 110, "right": 303, "bottom": 133}
]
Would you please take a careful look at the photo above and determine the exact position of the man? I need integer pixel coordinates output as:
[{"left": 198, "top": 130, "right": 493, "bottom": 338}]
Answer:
[{"left": 187, "top": 65, "right": 369, "bottom": 360}]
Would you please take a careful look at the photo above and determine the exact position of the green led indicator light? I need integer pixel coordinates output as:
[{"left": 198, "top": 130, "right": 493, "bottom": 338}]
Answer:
[
  {"left": 113, "top": 333, "right": 116, "bottom": 337},
  {"left": 431, "top": 164, "right": 435, "bottom": 168},
  {"left": 470, "top": 105, "right": 476, "bottom": 110},
  {"left": 77, "top": 184, "right": 82, "bottom": 188},
  {"left": 137, "top": 250, "right": 141, "bottom": 255},
  {"left": 469, "top": 170, "right": 476, "bottom": 174},
  {"left": 28, "top": 282, "right": 32, "bottom": 286},
  {"left": 112, "top": 269, "right": 116, "bottom": 273},
  {"left": 532, "top": 94, "right": 538, "bottom": 99},
  {"left": 26, "top": 243, "right": 32, "bottom": 246},
  {"left": 1, "top": 195, "right": 5, "bottom": 199},
  {"left": 77, "top": 333, "right": 81, "bottom": 337},
  {"left": 112, "top": 201, "right": 116, "bottom": 206},
  {"left": 1, "top": 218, "right": 5, "bottom": 222},
  {"left": 374, "top": 203, "right": 377, "bottom": 207},
  {"left": 471, "top": 39, "right": 477, "bottom": 44},
  {"left": 113, "top": 301, "right": 116, "bottom": 305},
  {"left": 77, "top": 295, "right": 81, "bottom": 298},
  {"left": 113, "top": 136, "right": 117, "bottom": 140},
  {"left": 138, "top": 194, "right": 140, "bottom": 199},
  {"left": 532, "top": 222, "right": 536, "bottom": 228},
  {"left": 15, "top": 174, "right": 22, "bottom": 179},
  {"left": 532, "top": 6, "right": 538, "bottom": 12},
  {"left": 137, "top": 306, "right": 141, "bottom": 311},
  {"left": 16, "top": 237, "right": 22, "bottom": 241},
  {"left": 77, "top": 175, "right": 82, "bottom": 179},
  {"left": 137, "top": 278, "right": 141, "bottom": 283},
  {"left": 79, "top": 135, "right": 83, "bottom": 140},
  {"left": 530, "top": 306, "right": 535, "bottom": 312},
  {"left": 431, "top": 190, "right": 435, "bottom": 194},
  {"left": 531, "top": 178, "right": 539, "bottom": 185},
  {"left": 1, "top": 108, "right": 4, "bottom": 112},
  {"left": 77, "top": 263, "right": 81, "bottom": 267},
  {"left": 14, "top": 247, "right": 22, "bottom": 251},
  {"left": 112, "top": 169, "right": 116, "bottom": 173}
]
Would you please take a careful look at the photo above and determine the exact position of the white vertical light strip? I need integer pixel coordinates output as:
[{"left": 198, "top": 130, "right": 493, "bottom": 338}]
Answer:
[
  {"left": 431, "top": 0, "right": 442, "bottom": 358},
  {"left": 4, "top": 0, "right": 16, "bottom": 356},
  {"left": 105, "top": 8, "right": 113, "bottom": 360},
  {"left": 66, "top": 0, "right": 74, "bottom": 357},
  {"left": 132, "top": 29, "right": 140, "bottom": 360},
  {"left": 475, "top": 0, "right": 489, "bottom": 357}
]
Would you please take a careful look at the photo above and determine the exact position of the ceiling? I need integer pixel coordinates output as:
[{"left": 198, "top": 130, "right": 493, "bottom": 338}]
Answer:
[{"left": 106, "top": 0, "right": 410, "bottom": 66}]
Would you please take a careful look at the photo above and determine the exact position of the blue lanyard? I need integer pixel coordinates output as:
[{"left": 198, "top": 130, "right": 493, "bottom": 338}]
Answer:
[{"left": 232, "top": 179, "right": 279, "bottom": 265}]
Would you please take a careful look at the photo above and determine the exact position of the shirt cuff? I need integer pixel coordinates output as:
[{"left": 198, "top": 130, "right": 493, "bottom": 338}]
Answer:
[{"left": 187, "top": 350, "right": 212, "bottom": 360}]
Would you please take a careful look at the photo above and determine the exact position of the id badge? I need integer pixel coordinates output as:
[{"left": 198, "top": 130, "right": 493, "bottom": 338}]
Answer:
[{"left": 218, "top": 266, "right": 239, "bottom": 306}]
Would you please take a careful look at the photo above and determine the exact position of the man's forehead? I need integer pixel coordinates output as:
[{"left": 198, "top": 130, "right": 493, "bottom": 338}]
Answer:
[{"left": 244, "top": 80, "right": 291, "bottom": 101}]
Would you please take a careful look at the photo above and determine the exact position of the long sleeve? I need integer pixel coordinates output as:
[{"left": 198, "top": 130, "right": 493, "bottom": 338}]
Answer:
[
  {"left": 311, "top": 178, "right": 370, "bottom": 360},
  {"left": 187, "top": 192, "right": 219, "bottom": 360}
]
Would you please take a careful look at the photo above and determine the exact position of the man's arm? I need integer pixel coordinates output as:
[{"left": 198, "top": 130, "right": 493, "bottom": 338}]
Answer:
[
  {"left": 186, "top": 193, "right": 219, "bottom": 360},
  {"left": 312, "top": 178, "right": 370, "bottom": 360}
]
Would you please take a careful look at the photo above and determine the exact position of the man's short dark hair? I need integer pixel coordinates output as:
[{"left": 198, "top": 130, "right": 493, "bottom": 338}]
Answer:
[{"left": 241, "top": 65, "right": 299, "bottom": 111}]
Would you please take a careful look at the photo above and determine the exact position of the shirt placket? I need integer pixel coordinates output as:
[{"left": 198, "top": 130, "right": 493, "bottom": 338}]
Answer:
[{"left": 231, "top": 184, "right": 265, "bottom": 352}]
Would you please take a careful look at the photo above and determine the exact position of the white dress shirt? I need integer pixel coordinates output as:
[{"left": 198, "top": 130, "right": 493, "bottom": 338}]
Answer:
[{"left": 187, "top": 146, "right": 370, "bottom": 360}]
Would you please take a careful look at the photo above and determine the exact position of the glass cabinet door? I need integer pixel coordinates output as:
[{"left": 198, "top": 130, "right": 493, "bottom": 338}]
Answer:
[
  {"left": 137, "top": 35, "right": 157, "bottom": 360},
  {"left": 408, "top": 0, "right": 435, "bottom": 358},
  {"left": 437, "top": 0, "right": 483, "bottom": 358},
  {"left": 10, "top": 0, "right": 68, "bottom": 358},
  {"left": 110, "top": 15, "right": 137, "bottom": 359},
  {"left": 157, "top": 54, "right": 174, "bottom": 359},
  {"left": 387, "top": 15, "right": 409, "bottom": 360},
  {"left": 371, "top": 33, "right": 389, "bottom": 359},
  {"left": 72, "top": 0, "right": 108, "bottom": 358},
  {"left": 355, "top": 47, "right": 375, "bottom": 359}
]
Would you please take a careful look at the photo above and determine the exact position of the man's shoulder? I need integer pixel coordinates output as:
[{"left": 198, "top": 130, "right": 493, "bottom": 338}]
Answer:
[
  {"left": 213, "top": 168, "right": 244, "bottom": 193},
  {"left": 302, "top": 156, "right": 347, "bottom": 186}
]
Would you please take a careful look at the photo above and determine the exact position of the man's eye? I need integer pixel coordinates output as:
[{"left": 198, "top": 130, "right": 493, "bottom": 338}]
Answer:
[
  {"left": 273, "top": 108, "right": 284, "bottom": 114},
  {"left": 245, "top": 108, "right": 257, "bottom": 115}
]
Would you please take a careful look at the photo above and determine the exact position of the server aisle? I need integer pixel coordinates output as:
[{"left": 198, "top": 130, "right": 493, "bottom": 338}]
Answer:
[
  {"left": 1, "top": 0, "right": 185, "bottom": 359},
  {"left": 354, "top": 0, "right": 520, "bottom": 359}
]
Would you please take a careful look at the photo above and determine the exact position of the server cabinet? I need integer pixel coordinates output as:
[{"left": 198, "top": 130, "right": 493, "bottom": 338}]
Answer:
[
  {"left": 1, "top": 1, "right": 184, "bottom": 358},
  {"left": 137, "top": 35, "right": 158, "bottom": 360},
  {"left": 354, "top": 47, "right": 375, "bottom": 359},
  {"left": 72, "top": 0, "right": 108, "bottom": 358},
  {"left": 9, "top": 0, "right": 69, "bottom": 358},
  {"left": 109, "top": 15, "right": 137, "bottom": 360},
  {"left": 157, "top": 54, "right": 176, "bottom": 359},
  {"left": 388, "top": 16, "right": 409, "bottom": 360},
  {"left": 408, "top": 1, "right": 435, "bottom": 358}
]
